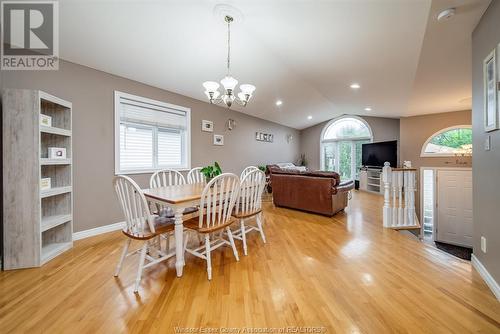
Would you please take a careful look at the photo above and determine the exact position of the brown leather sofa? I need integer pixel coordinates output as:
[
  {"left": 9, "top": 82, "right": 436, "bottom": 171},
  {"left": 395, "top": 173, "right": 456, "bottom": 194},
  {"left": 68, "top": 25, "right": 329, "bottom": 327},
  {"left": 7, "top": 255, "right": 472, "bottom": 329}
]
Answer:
[{"left": 267, "top": 165, "right": 354, "bottom": 216}]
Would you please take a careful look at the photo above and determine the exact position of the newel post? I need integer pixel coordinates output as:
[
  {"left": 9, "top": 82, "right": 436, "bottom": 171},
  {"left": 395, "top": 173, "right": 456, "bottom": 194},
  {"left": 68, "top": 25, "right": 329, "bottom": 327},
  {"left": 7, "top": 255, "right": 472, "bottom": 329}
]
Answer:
[{"left": 382, "top": 162, "right": 392, "bottom": 227}]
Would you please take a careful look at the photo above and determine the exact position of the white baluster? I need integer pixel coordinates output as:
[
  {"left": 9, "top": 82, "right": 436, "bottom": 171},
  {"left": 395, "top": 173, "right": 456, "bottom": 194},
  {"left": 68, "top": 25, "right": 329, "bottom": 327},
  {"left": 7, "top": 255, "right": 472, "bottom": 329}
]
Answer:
[
  {"left": 397, "top": 171, "right": 403, "bottom": 226},
  {"left": 403, "top": 171, "right": 408, "bottom": 226},
  {"left": 382, "top": 162, "right": 392, "bottom": 227},
  {"left": 392, "top": 171, "right": 397, "bottom": 227},
  {"left": 407, "top": 170, "right": 416, "bottom": 226}
]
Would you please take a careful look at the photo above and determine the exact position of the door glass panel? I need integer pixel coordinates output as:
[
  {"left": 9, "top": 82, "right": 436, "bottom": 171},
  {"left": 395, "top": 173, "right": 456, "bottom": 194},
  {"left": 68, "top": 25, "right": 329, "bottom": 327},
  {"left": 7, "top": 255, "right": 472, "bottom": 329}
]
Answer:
[
  {"left": 323, "top": 143, "right": 335, "bottom": 171},
  {"left": 338, "top": 141, "right": 352, "bottom": 180}
]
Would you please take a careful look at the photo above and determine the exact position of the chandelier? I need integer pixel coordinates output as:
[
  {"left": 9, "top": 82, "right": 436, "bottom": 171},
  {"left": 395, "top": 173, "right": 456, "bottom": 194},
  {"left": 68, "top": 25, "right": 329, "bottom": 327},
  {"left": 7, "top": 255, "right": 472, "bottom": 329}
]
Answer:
[{"left": 203, "top": 15, "right": 255, "bottom": 108}]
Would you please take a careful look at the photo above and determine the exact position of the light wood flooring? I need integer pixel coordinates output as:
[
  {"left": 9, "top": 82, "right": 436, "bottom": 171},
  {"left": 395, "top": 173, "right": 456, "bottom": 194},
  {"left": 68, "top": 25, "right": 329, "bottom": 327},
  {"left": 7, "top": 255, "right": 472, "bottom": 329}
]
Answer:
[{"left": 0, "top": 191, "right": 499, "bottom": 333}]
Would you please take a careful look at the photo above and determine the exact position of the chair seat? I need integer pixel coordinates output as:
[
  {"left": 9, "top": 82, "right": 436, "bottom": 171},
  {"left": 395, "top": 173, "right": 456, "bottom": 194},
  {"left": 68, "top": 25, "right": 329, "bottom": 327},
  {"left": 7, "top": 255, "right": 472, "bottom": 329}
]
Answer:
[
  {"left": 232, "top": 208, "right": 262, "bottom": 219},
  {"left": 158, "top": 206, "right": 199, "bottom": 218},
  {"left": 183, "top": 214, "right": 236, "bottom": 233},
  {"left": 122, "top": 216, "right": 175, "bottom": 240}
]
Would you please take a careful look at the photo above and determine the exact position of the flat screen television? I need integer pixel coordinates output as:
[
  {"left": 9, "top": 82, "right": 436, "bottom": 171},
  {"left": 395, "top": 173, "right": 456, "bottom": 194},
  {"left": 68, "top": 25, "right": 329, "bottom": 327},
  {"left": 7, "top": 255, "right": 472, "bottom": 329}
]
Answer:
[{"left": 362, "top": 140, "right": 397, "bottom": 168}]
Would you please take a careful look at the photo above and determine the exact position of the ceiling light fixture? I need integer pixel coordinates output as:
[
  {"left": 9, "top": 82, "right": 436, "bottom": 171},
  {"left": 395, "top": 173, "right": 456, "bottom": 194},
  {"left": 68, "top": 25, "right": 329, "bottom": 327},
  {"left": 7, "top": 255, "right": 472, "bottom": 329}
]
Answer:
[
  {"left": 364, "top": 107, "right": 372, "bottom": 111},
  {"left": 307, "top": 115, "right": 313, "bottom": 120},
  {"left": 276, "top": 100, "right": 283, "bottom": 106},
  {"left": 203, "top": 15, "right": 255, "bottom": 108},
  {"left": 437, "top": 8, "right": 456, "bottom": 22},
  {"left": 350, "top": 83, "right": 361, "bottom": 89}
]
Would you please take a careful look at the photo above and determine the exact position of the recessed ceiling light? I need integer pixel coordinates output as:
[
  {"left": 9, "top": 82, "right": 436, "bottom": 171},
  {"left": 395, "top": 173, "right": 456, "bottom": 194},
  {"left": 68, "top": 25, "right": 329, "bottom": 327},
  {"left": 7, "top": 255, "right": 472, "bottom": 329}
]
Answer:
[
  {"left": 275, "top": 100, "right": 283, "bottom": 106},
  {"left": 364, "top": 107, "right": 372, "bottom": 111},
  {"left": 350, "top": 83, "right": 361, "bottom": 89},
  {"left": 307, "top": 115, "right": 313, "bottom": 120}
]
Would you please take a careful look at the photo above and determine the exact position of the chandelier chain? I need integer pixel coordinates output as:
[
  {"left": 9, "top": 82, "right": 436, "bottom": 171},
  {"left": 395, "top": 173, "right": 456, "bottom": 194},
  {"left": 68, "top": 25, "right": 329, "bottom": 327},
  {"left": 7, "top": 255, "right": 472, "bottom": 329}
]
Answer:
[{"left": 227, "top": 17, "right": 231, "bottom": 74}]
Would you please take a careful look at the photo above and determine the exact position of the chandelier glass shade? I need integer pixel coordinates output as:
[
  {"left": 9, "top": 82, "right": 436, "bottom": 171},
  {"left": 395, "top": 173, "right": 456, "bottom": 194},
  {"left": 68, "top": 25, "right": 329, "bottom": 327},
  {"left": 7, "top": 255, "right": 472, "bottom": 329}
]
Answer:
[{"left": 203, "top": 15, "right": 255, "bottom": 108}]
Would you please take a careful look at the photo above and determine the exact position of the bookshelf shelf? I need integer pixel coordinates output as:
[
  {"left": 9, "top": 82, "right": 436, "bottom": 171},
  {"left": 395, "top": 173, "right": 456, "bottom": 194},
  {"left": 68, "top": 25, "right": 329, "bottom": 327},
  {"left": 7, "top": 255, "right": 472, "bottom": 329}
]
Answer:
[
  {"left": 40, "top": 125, "right": 72, "bottom": 136},
  {"left": 40, "top": 158, "right": 72, "bottom": 165}
]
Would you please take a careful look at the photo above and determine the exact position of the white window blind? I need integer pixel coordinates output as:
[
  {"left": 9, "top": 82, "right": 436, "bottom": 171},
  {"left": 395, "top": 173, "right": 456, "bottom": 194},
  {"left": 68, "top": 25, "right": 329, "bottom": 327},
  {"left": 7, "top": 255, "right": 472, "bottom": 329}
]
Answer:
[
  {"left": 120, "top": 124, "right": 153, "bottom": 170},
  {"left": 158, "top": 128, "right": 182, "bottom": 166},
  {"left": 115, "top": 91, "right": 191, "bottom": 174}
]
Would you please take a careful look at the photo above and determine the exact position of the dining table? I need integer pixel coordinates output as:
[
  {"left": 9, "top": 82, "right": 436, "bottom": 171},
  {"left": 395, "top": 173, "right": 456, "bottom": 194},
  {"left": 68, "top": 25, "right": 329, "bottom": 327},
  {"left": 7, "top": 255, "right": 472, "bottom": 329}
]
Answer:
[{"left": 143, "top": 182, "right": 206, "bottom": 277}]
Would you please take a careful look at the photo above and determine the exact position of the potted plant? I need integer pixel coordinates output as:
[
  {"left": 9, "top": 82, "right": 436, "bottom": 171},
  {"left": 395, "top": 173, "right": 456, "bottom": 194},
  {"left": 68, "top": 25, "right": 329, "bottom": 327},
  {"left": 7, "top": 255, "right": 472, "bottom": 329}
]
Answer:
[
  {"left": 200, "top": 162, "right": 222, "bottom": 184},
  {"left": 297, "top": 153, "right": 307, "bottom": 167}
]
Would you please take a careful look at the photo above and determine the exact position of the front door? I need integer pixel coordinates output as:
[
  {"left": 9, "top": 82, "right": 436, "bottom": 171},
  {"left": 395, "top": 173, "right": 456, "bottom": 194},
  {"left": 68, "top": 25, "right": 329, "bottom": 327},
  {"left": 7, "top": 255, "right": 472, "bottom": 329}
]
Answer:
[{"left": 436, "top": 170, "right": 473, "bottom": 247}]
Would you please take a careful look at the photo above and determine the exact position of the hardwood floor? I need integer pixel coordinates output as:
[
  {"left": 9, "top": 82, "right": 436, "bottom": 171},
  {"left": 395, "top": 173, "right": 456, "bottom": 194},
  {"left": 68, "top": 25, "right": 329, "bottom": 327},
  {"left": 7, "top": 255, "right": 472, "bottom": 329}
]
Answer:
[{"left": 0, "top": 191, "right": 499, "bottom": 333}]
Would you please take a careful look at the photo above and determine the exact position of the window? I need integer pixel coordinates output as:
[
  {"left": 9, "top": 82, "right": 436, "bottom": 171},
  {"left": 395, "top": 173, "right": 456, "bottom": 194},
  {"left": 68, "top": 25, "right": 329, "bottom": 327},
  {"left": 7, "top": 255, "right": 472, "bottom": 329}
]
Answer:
[
  {"left": 114, "top": 91, "right": 191, "bottom": 174},
  {"left": 421, "top": 126, "right": 472, "bottom": 157},
  {"left": 320, "top": 116, "right": 373, "bottom": 180}
]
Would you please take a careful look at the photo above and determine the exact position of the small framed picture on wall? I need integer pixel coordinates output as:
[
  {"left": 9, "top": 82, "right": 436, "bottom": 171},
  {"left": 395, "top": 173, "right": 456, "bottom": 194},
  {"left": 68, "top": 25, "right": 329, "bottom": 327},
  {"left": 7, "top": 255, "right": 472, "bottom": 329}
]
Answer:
[
  {"left": 202, "top": 120, "right": 214, "bottom": 132},
  {"left": 213, "top": 134, "right": 224, "bottom": 146},
  {"left": 483, "top": 48, "right": 498, "bottom": 132}
]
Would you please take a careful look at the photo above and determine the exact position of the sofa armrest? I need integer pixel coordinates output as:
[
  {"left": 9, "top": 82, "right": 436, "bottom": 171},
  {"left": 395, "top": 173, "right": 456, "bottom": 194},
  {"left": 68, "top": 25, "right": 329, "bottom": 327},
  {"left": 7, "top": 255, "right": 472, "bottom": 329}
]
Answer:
[{"left": 336, "top": 180, "right": 355, "bottom": 193}]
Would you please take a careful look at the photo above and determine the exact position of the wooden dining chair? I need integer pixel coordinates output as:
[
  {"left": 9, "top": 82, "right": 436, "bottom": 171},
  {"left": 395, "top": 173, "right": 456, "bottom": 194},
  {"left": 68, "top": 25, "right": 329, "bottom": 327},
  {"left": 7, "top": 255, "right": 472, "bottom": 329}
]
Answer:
[
  {"left": 187, "top": 167, "right": 205, "bottom": 184},
  {"left": 150, "top": 169, "right": 186, "bottom": 188},
  {"left": 232, "top": 169, "right": 267, "bottom": 255},
  {"left": 240, "top": 165, "right": 259, "bottom": 180},
  {"left": 183, "top": 173, "right": 241, "bottom": 280},
  {"left": 113, "top": 175, "right": 175, "bottom": 292},
  {"left": 149, "top": 169, "right": 198, "bottom": 248}
]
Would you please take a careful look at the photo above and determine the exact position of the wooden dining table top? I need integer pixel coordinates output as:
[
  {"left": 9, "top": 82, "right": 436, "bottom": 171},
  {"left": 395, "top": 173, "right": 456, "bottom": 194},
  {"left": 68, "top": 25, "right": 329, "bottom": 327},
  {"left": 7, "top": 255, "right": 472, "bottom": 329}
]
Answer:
[
  {"left": 143, "top": 181, "right": 256, "bottom": 205},
  {"left": 143, "top": 183, "right": 207, "bottom": 204}
]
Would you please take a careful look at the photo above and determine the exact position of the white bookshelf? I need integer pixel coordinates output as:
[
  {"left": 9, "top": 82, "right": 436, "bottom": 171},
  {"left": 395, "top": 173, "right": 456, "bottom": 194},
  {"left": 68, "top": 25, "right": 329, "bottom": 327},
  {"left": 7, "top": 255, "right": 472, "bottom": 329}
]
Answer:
[
  {"left": 359, "top": 168, "right": 384, "bottom": 195},
  {"left": 2, "top": 89, "right": 73, "bottom": 269}
]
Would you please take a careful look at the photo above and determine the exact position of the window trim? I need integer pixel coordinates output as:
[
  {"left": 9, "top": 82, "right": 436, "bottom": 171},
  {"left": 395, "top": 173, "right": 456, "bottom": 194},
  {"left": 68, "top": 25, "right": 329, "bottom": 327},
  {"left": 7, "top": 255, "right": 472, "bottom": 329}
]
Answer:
[
  {"left": 420, "top": 125, "right": 472, "bottom": 158},
  {"left": 114, "top": 91, "right": 191, "bottom": 175},
  {"left": 319, "top": 115, "right": 373, "bottom": 172}
]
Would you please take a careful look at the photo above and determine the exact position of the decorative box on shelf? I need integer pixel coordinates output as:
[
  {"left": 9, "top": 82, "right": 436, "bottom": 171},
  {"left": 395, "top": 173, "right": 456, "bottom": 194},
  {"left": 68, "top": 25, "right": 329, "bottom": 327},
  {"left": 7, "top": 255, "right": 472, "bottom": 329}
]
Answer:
[
  {"left": 48, "top": 147, "right": 67, "bottom": 159},
  {"left": 40, "top": 178, "right": 51, "bottom": 191},
  {"left": 40, "top": 114, "right": 52, "bottom": 127}
]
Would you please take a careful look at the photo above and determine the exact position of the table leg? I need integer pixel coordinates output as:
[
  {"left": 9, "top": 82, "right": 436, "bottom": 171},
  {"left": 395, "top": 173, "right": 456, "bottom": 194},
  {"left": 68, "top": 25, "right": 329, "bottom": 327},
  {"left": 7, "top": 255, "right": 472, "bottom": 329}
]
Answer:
[{"left": 174, "top": 208, "right": 184, "bottom": 277}]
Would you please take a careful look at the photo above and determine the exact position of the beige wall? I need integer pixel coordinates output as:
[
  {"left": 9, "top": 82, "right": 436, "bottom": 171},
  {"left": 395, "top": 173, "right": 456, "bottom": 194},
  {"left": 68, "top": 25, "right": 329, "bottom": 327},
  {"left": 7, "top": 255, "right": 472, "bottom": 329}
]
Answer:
[
  {"left": 472, "top": 0, "right": 500, "bottom": 284},
  {"left": 399, "top": 110, "right": 472, "bottom": 218},
  {"left": 1, "top": 61, "right": 300, "bottom": 232},
  {"left": 299, "top": 116, "right": 400, "bottom": 171},
  {"left": 399, "top": 110, "right": 472, "bottom": 169}
]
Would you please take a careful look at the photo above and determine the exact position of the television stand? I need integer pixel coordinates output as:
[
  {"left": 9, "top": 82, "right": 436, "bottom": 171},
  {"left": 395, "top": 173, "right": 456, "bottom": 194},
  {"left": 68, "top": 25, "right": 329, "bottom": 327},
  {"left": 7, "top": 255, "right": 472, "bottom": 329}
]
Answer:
[{"left": 359, "top": 167, "right": 383, "bottom": 195}]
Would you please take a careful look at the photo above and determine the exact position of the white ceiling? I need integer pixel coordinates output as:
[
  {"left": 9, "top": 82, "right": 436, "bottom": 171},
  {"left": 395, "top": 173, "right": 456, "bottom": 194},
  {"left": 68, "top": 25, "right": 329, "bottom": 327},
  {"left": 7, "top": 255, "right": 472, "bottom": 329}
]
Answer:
[
  {"left": 408, "top": 0, "right": 490, "bottom": 115},
  {"left": 58, "top": 0, "right": 489, "bottom": 129}
]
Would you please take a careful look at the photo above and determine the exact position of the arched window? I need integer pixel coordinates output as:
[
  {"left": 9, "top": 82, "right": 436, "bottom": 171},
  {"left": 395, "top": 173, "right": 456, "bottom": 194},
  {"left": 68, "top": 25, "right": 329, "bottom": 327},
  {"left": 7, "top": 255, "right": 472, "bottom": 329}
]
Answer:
[
  {"left": 421, "top": 125, "right": 472, "bottom": 157},
  {"left": 320, "top": 116, "right": 373, "bottom": 180}
]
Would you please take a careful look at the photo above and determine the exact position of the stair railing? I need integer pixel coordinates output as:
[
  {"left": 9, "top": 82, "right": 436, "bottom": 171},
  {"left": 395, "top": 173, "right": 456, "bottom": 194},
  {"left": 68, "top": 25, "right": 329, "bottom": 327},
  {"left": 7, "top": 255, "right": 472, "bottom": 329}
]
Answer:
[{"left": 382, "top": 162, "right": 418, "bottom": 228}]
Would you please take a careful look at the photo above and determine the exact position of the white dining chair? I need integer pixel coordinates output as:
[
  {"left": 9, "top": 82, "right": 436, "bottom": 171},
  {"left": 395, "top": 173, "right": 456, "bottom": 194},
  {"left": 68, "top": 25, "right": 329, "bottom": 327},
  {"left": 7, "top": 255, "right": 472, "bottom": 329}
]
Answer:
[
  {"left": 149, "top": 169, "right": 197, "bottom": 249},
  {"left": 232, "top": 169, "right": 267, "bottom": 255},
  {"left": 240, "top": 166, "right": 259, "bottom": 180},
  {"left": 113, "top": 175, "right": 175, "bottom": 292},
  {"left": 187, "top": 167, "right": 205, "bottom": 184},
  {"left": 183, "top": 173, "right": 241, "bottom": 280},
  {"left": 150, "top": 169, "right": 186, "bottom": 188}
]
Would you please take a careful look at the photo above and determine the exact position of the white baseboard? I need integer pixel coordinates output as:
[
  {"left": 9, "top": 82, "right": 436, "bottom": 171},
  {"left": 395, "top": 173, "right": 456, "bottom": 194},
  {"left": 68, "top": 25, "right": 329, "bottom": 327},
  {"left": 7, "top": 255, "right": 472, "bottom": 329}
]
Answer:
[
  {"left": 73, "top": 221, "right": 124, "bottom": 241},
  {"left": 471, "top": 254, "right": 500, "bottom": 300}
]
